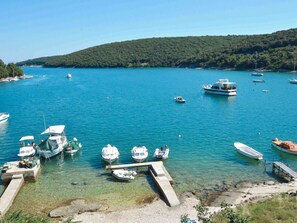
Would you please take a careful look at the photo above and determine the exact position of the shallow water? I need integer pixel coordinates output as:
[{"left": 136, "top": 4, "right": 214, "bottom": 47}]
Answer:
[{"left": 1, "top": 67, "right": 297, "bottom": 213}]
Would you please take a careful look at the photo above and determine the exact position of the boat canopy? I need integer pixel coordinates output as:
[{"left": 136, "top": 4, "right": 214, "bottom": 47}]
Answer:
[
  {"left": 41, "top": 125, "right": 65, "bottom": 135},
  {"left": 19, "top": 136, "right": 34, "bottom": 141}
]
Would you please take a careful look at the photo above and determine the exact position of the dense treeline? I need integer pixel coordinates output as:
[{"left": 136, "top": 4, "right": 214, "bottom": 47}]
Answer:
[
  {"left": 0, "top": 59, "right": 23, "bottom": 78},
  {"left": 17, "top": 28, "right": 297, "bottom": 71}
]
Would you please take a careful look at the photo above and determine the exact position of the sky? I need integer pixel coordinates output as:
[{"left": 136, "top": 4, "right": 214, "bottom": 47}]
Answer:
[{"left": 1, "top": 0, "right": 297, "bottom": 63}]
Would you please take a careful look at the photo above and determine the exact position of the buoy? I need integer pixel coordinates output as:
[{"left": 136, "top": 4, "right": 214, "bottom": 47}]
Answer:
[{"left": 178, "top": 134, "right": 182, "bottom": 138}]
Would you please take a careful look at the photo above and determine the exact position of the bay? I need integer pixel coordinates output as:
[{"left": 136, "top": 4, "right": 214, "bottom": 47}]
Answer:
[{"left": 0, "top": 67, "right": 297, "bottom": 213}]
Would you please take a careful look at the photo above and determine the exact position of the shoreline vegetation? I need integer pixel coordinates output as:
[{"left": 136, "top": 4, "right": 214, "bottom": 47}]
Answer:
[
  {"left": 0, "top": 59, "right": 26, "bottom": 82},
  {"left": 17, "top": 28, "right": 297, "bottom": 72}
]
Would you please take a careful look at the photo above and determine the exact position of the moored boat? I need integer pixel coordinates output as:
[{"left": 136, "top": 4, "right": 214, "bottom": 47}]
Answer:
[
  {"left": 174, "top": 96, "right": 186, "bottom": 103},
  {"left": 101, "top": 144, "right": 120, "bottom": 163},
  {"left": 64, "top": 137, "right": 82, "bottom": 155},
  {"left": 18, "top": 136, "right": 36, "bottom": 158},
  {"left": 131, "top": 145, "right": 148, "bottom": 163},
  {"left": 251, "top": 72, "right": 264, "bottom": 76},
  {"left": 153, "top": 145, "right": 170, "bottom": 160},
  {"left": 36, "top": 125, "right": 68, "bottom": 159},
  {"left": 289, "top": 79, "right": 297, "bottom": 84},
  {"left": 0, "top": 113, "right": 10, "bottom": 124},
  {"left": 67, "top": 73, "right": 72, "bottom": 78},
  {"left": 234, "top": 142, "right": 263, "bottom": 160},
  {"left": 112, "top": 169, "right": 137, "bottom": 181},
  {"left": 253, "top": 79, "right": 265, "bottom": 83},
  {"left": 202, "top": 79, "right": 237, "bottom": 96},
  {"left": 272, "top": 138, "right": 297, "bottom": 155}
]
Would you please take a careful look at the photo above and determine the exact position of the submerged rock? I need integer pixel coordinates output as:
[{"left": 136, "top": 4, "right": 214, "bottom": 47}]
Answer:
[{"left": 49, "top": 199, "right": 103, "bottom": 218}]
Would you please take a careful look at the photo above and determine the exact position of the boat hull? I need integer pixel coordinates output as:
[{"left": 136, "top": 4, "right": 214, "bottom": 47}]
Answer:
[
  {"left": 234, "top": 142, "right": 263, "bottom": 160},
  {"left": 203, "top": 88, "right": 237, "bottom": 96},
  {"left": 37, "top": 145, "right": 64, "bottom": 159},
  {"left": 272, "top": 143, "right": 297, "bottom": 155},
  {"left": 0, "top": 113, "right": 10, "bottom": 124},
  {"left": 102, "top": 156, "right": 119, "bottom": 163}
]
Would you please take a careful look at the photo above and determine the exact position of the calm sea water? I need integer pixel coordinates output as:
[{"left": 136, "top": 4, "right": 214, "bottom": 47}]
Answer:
[{"left": 1, "top": 67, "right": 297, "bottom": 213}]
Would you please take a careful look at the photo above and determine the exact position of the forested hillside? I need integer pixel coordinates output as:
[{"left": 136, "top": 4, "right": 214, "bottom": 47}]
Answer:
[
  {"left": 17, "top": 28, "right": 297, "bottom": 71},
  {"left": 0, "top": 59, "right": 23, "bottom": 78}
]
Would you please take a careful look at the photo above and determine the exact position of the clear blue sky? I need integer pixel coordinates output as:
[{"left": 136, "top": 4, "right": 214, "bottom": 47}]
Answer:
[{"left": 1, "top": 0, "right": 296, "bottom": 63}]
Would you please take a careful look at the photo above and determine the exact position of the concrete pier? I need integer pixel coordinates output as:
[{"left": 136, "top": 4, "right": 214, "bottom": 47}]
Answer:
[
  {"left": 0, "top": 174, "right": 24, "bottom": 216},
  {"left": 106, "top": 161, "right": 180, "bottom": 207}
]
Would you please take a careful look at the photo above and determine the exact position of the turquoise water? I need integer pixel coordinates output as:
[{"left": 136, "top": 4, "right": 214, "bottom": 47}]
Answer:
[{"left": 1, "top": 67, "right": 297, "bottom": 212}]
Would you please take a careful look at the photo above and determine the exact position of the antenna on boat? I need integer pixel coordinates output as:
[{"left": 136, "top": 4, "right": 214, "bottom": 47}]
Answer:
[{"left": 43, "top": 114, "right": 47, "bottom": 130}]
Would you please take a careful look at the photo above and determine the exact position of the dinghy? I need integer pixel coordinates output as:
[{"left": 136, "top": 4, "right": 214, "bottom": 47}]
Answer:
[
  {"left": 131, "top": 145, "right": 148, "bottom": 163},
  {"left": 112, "top": 169, "right": 137, "bottom": 181},
  {"left": 153, "top": 145, "right": 170, "bottom": 160},
  {"left": 64, "top": 137, "right": 82, "bottom": 155},
  {"left": 234, "top": 142, "right": 263, "bottom": 160}
]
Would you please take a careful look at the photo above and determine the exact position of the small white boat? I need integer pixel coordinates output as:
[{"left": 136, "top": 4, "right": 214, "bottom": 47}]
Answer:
[
  {"left": 174, "top": 96, "right": 186, "bottom": 103},
  {"left": 262, "top": 89, "right": 269, "bottom": 93},
  {"left": 0, "top": 113, "right": 10, "bottom": 124},
  {"left": 64, "top": 137, "right": 82, "bottom": 155},
  {"left": 234, "top": 142, "right": 263, "bottom": 160},
  {"left": 272, "top": 138, "right": 297, "bottom": 155},
  {"left": 36, "top": 125, "right": 68, "bottom": 159},
  {"left": 289, "top": 79, "right": 297, "bottom": 84},
  {"left": 18, "top": 136, "right": 36, "bottom": 158},
  {"left": 67, "top": 73, "right": 72, "bottom": 78},
  {"left": 112, "top": 169, "right": 137, "bottom": 181},
  {"left": 202, "top": 79, "right": 237, "bottom": 96},
  {"left": 153, "top": 145, "right": 170, "bottom": 160},
  {"left": 253, "top": 79, "right": 265, "bottom": 83},
  {"left": 101, "top": 144, "right": 120, "bottom": 163},
  {"left": 131, "top": 145, "right": 148, "bottom": 163}
]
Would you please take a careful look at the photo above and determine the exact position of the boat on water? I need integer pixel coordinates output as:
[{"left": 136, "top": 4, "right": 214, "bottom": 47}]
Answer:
[
  {"left": 131, "top": 145, "right": 148, "bottom": 163},
  {"left": 272, "top": 138, "right": 297, "bottom": 155},
  {"left": 153, "top": 145, "right": 170, "bottom": 160},
  {"left": 112, "top": 169, "right": 137, "bottom": 181},
  {"left": 262, "top": 89, "right": 269, "bottom": 93},
  {"left": 64, "top": 137, "right": 82, "bottom": 155},
  {"left": 174, "top": 96, "right": 186, "bottom": 103},
  {"left": 253, "top": 79, "right": 265, "bottom": 83},
  {"left": 0, "top": 113, "right": 10, "bottom": 124},
  {"left": 101, "top": 144, "right": 120, "bottom": 163},
  {"left": 18, "top": 136, "right": 36, "bottom": 158},
  {"left": 251, "top": 72, "right": 264, "bottom": 76},
  {"left": 36, "top": 125, "right": 68, "bottom": 159},
  {"left": 234, "top": 142, "right": 263, "bottom": 160},
  {"left": 67, "top": 73, "right": 72, "bottom": 78},
  {"left": 202, "top": 79, "right": 237, "bottom": 96},
  {"left": 289, "top": 79, "right": 297, "bottom": 84}
]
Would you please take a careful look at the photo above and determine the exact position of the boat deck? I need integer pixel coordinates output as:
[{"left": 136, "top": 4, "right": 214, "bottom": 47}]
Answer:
[
  {"left": 272, "top": 162, "right": 297, "bottom": 181},
  {"left": 106, "top": 161, "right": 179, "bottom": 206}
]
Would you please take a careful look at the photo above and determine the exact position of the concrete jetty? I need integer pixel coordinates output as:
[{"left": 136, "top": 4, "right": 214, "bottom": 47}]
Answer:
[
  {"left": 106, "top": 161, "right": 180, "bottom": 207},
  {"left": 0, "top": 160, "right": 41, "bottom": 216},
  {"left": 272, "top": 162, "right": 297, "bottom": 182}
]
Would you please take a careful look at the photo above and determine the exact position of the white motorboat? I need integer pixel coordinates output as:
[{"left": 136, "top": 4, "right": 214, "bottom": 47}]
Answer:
[
  {"left": 174, "top": 96, "right": 186, "bottom": 103},
  {"left": 36, "top": 125, "right": 68, "bottom": 159},
  {"left": 131, "top": 145, "right": 148, "bottom": 163},
  {"left": 272, "top": 138, "right": 297, "bottom": 155},
  {"left": 253, "top": 79, "right": 265, "bottom": 83},
  {"left": 289, "top": 79, "right": 297, "bottom": 84},
  {"left": 234, "top": 142, "right": 263, "bottom": 160},
  {"left": 112, "top": 169, "right": 137, "bottom": 181},
  {"left": 101, "top": 144, "right": 120, "bottom": 163},
  {"left": 67, "top": 73, "right": 72, "bottom": 78},
  {"left": 64, "top": 137, "right": 82, "bottom": 155},
  {"left": 202, "top": 79, "right": 237, "bottom": 96},
  {"left": 0, "top": 113, "right": 10, "bottom": 124},
  {"left": 18, "top": 136, "right": 36, "bottom": 158},
  {"left": 262, "top": 89, "right": 269, "bottom": 93},
  {"left": 153, "top": 145, "right": 170, "bottom": 160}
]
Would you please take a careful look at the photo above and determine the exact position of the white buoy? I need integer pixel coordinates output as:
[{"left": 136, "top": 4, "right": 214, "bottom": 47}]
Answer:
[{"left": 178, "top": 134, "right": 182, "bottom": 138}]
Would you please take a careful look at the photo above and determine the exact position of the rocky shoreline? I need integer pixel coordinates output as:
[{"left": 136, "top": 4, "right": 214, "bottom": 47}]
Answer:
[{"left": 0, "top": 75, "right": 32, "bottom": 83}]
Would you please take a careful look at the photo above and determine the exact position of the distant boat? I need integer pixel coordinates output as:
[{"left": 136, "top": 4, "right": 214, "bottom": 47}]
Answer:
[
  {"left": 272, "top": 138, "right": 297, "bottom": 155},
  {"left": 36, "top": 125, "right": 68, "bottom": 159},
  {"left": 202, "top": 79, "right": 237, "bottom": 96},
  {"left": 153, "top": 145, "right": 170, "bottom": 160},
  {"left": 262, "top": 89, "right": 269, "bottom": 93},
  {"left": 112, "top": 169, "right": 137, "bottom": 181},
  {"left": 131, "top": 145, "right": 148, "bottom": 163},
  {"left": 251, "top": 72, "right": 264, "bottom": 76},
  {"left": 18, "top": 136, "right": 36, "bottom": 158},
  {"left": 289, "top": 78, "right": 297, "bottom": 84},
  {"left": 67, "top": 73, "right": 72, "bottom": 78},
  {"left": 174, "top": 96, "right": 186, "bottom": 103},
  {"left": 253, "top": 79, "right": 265, "bottom": 83},
  {"left": 234, "top": 142, "right": 263, "bottom": 160},
  {"left": 101, "top": 144, "right": 120, "bottom": 163},
  {"left": 0, "top": 113, "right": 10, "bottom": 124}
]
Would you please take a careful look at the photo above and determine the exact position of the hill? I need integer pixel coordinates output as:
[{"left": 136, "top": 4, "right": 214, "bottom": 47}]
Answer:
[{"left": 17, "top": 28, "right": 297, "bottom": 71}]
